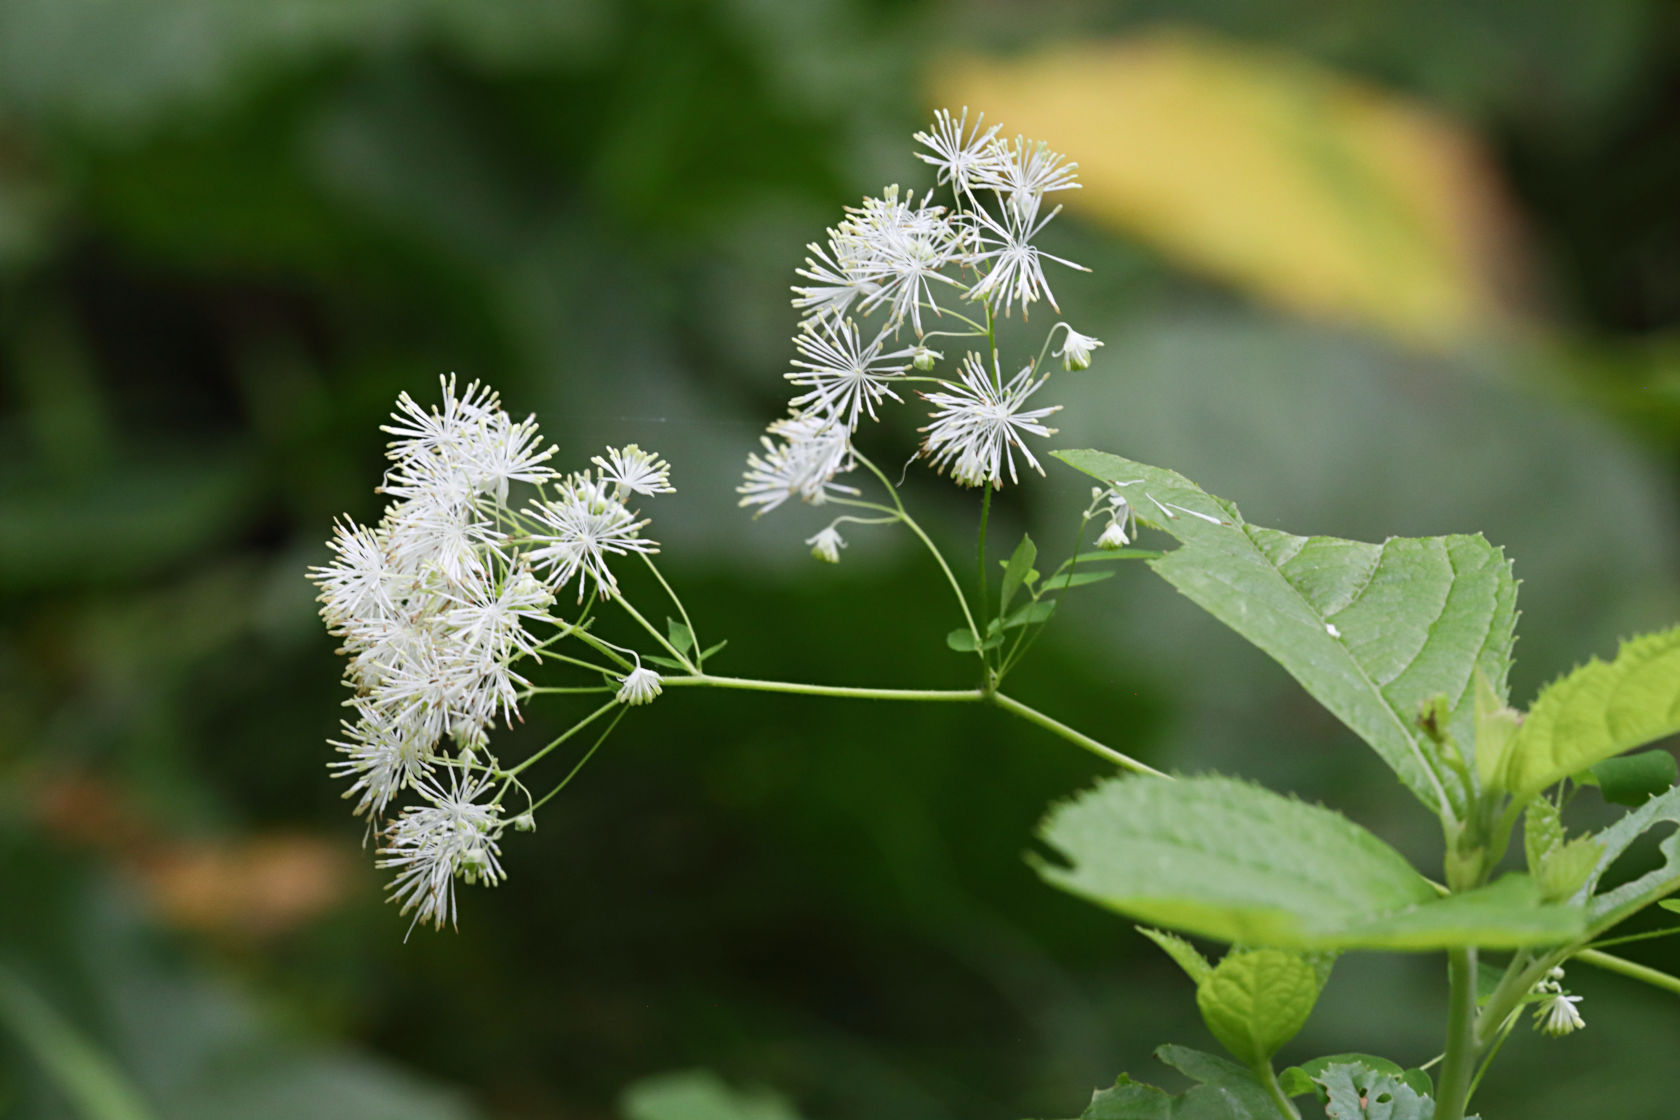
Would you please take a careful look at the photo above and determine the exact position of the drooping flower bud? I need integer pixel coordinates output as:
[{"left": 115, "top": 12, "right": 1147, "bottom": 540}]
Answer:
[
  {"left": 806, "top": 525, "right": 846, "bottom": 564},
  {"left": 1055, "top": 327, "right": 1103, "bottom": 371}
]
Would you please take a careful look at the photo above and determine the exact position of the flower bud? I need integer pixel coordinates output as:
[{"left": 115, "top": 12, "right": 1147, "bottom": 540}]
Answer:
[
  {"left": 1055, "top": 328, "right": 1103, "bottom": 371},
  {"left": 910, "top": 345, "right": 943, "bottom": 372},
  {"left": 1096, "top": 519, "right": 1130, "bottom": 550},
  {"left": 806, "top": 526, "right": 846, "bottom": 564}
]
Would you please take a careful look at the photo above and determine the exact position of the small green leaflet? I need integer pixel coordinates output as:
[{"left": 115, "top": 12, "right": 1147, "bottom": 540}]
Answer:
[
  {"left": 1137, "top": 927, "right": 1214, "bottom": 985},
  {"left": 1055, "top": 450, "right": 1518, "bottom": 821},
  {"left": 1504, "top": 627, "right": 1680, "bottom": 797},
  {"left": 1194, "top": 948, "right": 1323, "bottom": 1064},
  {"left": 1077, "top": 1046, "right": 1276, "bottom": 1120},
  {"left": 1035, "top": 775, "right": 1584, "bottom": 949},
  {"left": 666, "top": 617, "right": 694, "bottom": 655},
  {"left": 1001, "top": 533, "right": 1037, "bottom": 613},
  {"left": 1280, "top": 1055, "right": 1432, "bottom": 1103}
]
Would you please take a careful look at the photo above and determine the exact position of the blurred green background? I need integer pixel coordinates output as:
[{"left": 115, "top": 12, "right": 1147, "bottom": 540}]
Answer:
[{"left": 2, "top": 1, "right": 1678, "bottom": 1117}]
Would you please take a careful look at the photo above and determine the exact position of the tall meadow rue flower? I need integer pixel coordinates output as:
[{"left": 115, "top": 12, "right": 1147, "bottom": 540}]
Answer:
[
  {"left": 526, "top": 473, "right": 658, "bottom": 602},
  {"left": 970, "top": 134, "right": 1080, "bottom": 221},
  {"left": 965, "top": 200, "right": 1086, "bottom": 319},
  {"left": 311, "top": 517, "right": 400, "bottom": 629},
  {"left": 807, "top": 525, "right": 845, "bottom": 563},
  {"left": 329, "top": 700, "right": 437, "bottom": 819},
  {"left": 844, "top": 186, "right": 961, "bottom": 335},
  {"left": 786, "top": 318, "right": 911, "bottom": 430},
  {"left": 920, "top": 352, "right": 1062, "bottom": 487},
  {"left": 592, "top": 444, "right": 674, "bottom": 498},
  {"left": 379, "top": 770, "right": 505, "bottom": 934},
  {"left": 616, "top": 665, "right": 663, "bottom": 706},
  {"left": 737, "top": 413, "right": 858, "bottom": 514},
  {"left": 381, "top": 374, "right": 503, "bottom": 461},
  {"left": 792, "top": 235, "right": 880, "bottom": 328},
  {"left": 914, "top": 106, "right": 1002, "bottom": 194},
  {"left": 1055, "top": 327, "right": 1103, "bottom": 371}
]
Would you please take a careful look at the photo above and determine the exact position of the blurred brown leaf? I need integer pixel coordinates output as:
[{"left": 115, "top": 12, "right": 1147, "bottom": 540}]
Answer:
[
  {"left": 35, "top": 773, "right": 354, "bottom": 939},
  {"left": 930, "top": 31, "right": 1528, "bottom": 346}
]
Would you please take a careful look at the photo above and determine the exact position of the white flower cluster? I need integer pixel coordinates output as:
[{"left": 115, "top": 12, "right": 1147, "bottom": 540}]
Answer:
[
  {"left": 1532, "top": 966, "right": 1585, "bottom": 1037},
  {"left": 310, "top": 375, "right": 672, "bottom": 930},
  {"left": 740, "top": 107, "right": 1103, "bottom": 534}
]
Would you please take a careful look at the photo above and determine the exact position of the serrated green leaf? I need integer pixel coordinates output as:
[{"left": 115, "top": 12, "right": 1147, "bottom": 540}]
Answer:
[
  {"left": 1538, "top": 835, "right": 1604, "bottom": 902},
  {"left": 1055, "top": 450, "right": 1517, "bottom": 820},
  {"left": 697, "top": 639, "right": 728, "bottom": 664},
  {"left": 1195, "top": 949, "right": 1323, "bottom": 1064},
  {"left": 1078, "top": 1048, "right": 1278, "bottom": 1119},
  {"left": 1316, "top": 1062, "right": 1437, "bottom": 1120},
  {"left": 1137, "top": 927, "right": 1214, "bottom": 985},
  {"left": 946, "top": 628, "right": 1003, "bottom": 652},
  {"left": 1505, "top": 627, "right": 1680, "bottom": 797},
  {"left": 1036, "top": 775, "right": 1584, "bottom": 948},
  {"left": 1002, "top": 599, "right": 1057, "bottom": 629},
  {"left": 1577, "top": 784, "right": 1680, "bottom": 928},
  {"left": 1524, "top": 800, "right": 1565, "bottom": 874},
  {"left": 665, "top": 617, "right": 694, "bottom": 655},
  {"left": 1042, "top": 569, "right": 1118, "bottom": 592},
  {"left": 1001, "top": 533, "right": 1037, "bottom": 613},
  {"left": 1591, "top": 750, "right": 1678, "bottom": 807}
]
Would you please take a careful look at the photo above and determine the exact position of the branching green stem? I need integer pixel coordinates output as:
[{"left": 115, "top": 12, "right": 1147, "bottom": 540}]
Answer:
[
  {"left": 1435, "top": 947, "right": 1479, "bottom": 1120},
  {"left": 641, "top": 553, "right": 701, "bottom": 662},
  {"left": 615, "top": 593, "right": 697, "bottom": 674},
  {"left": 505, "top": 698, "right": 620, "bottom": 777},
  {"left": 526, "top": 708, "right": 628, "bottom": 813},
  {"left": 1254, "top": 1060, "right": 1302, "bottom": 1120},
  {"left": 1576, "top": 947, "right": 1680, "bottom": 997}
]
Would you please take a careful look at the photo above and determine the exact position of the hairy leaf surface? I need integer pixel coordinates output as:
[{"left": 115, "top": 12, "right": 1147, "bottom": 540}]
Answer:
[
  {"left": 1505, "top": 628, "right": 1680, "bottom": 796},
  {"left": 1056, "top": 450, "right": 1517, "bottom": 819},
  {"left": 1036, "top": 776, "right": 1583, "bottom": 948}
]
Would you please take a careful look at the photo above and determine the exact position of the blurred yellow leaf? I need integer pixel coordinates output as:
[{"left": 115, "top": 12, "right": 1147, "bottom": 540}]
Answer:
[{"left": 931, "top": 32, "right": 1524, "bottom": 345}]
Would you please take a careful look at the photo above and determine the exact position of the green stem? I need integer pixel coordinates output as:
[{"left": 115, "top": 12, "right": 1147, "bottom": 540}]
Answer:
[
  {"left": 505, "top": 698, "right": 620, "bottom": 777},
  {"left": 989, "top": 691, "right": 1167, "bottom": 777},
  {"left": 833, "top": 487, "right": 984, "bottom": 655},
  {"left": 526, "top": 709, "right": 627, "bottom": 813},
  {"left": 1576, "top": 948, "right": 1680, "bottom": 997},
  {"left": 640, "top": 554, "right": 701, "bottom": 661},
  {"left": 1466, "top": 1007, "right": 1520, "bottom": 1106},
  {"left": 657, "top": 674, "right": 1165, "bottom": 776},
  {"left": 663, "top": 674, "right": 981, "bottom": 704},
  {"left": 1436, "top": 947, "right": 1480, "bottom": 1120},
  {"left": 1254, "top": 1060, "right": 1302, "bottom": 1120},
  {"left": 615, "top": 594, "right": 697, "bottom": 674}
]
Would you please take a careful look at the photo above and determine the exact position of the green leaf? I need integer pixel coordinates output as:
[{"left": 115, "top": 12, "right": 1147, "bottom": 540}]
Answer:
[
  {"left": 1315, "top": 1062, "right": 1440, "bottom": 1120},
  {"left": 620, "top": 1070, "right": 802, "bottom": 1120},
  {"left": 1042, "top": 569, "right": 1118, "bottom": 591},
  {"left": 1195, "top": 949, "right": 1323, "bottom": 1064},
  {"left": 1138, "top": 927, "right": 1214, "bottom": 985},
  {"left": 1001, "top": 533, "right": 1037, "bottom": 613},
  {"left": 1002, "top": 599, "right": 1056, "bottom": 630},
  {"left": 1524, "top": 800, "right": 1565, "bottom": 874},
  {"left": 1577, "top": 784, "right": 1680, "bottom": 927},
  {"left": 1035, "top": 775, "right": 1584, "bottom": 948},
  {"left": 1063, "top": 548, "right": 1166, "bottom": 566},
  {"left": 1505, "top": 627, "right": 1680, "bottom": 797},
  {"left": 1078, "top": 1047, "right": 1279, "bottom": 1119},
  {"left": 665, "top": 617, "right": 694, "bottom": 655},
  {"left": 642, "top": 655, "right": 687, "bottom": 671},
  {"left": 1055, "top": 450, "right": 1517, "bottom": 820},
  {"left": 1591, "top": 750, "right": 1678, "bottom": 807},
  {"left": 1661, "top": 900, "right": 1680, "bottom": 915},
  {"left": 1473, "top": 668, "right": 1521, "bottom": 791},
  {"left": 696, "top": 639, "right": 728, "bottom": 664},
  {"left": 946, "top": 627, "right": 1002, "bottom": 652},
  {"left": 1537, "top": 836, "right": 1604, "bottom": 902},
  {"left": 1285, "top": 1055, "right": 1431, "bottom": 1106}
]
